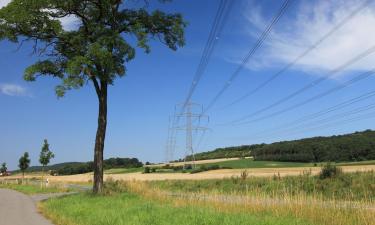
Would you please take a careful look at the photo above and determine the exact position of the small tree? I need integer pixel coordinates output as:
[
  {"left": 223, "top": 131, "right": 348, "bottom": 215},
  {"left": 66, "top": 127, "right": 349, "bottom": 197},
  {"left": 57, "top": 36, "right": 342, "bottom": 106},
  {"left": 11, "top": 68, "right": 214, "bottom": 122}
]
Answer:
[
  {"left": 39, "top": 139, "right": 55, "bottom": 183},
  {"left": 19, "top": 152, "right": 31, "bottom": 180},
  {"left": 0, "top": 162, "right": 7, "bottom": 175}
]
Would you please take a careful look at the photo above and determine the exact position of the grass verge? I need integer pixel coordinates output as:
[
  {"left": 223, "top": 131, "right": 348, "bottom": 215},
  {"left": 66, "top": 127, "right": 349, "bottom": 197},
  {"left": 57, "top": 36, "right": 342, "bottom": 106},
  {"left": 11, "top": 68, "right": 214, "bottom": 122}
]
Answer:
[{"left": 40, "top": 192, "right": 310, "bottom": 225}]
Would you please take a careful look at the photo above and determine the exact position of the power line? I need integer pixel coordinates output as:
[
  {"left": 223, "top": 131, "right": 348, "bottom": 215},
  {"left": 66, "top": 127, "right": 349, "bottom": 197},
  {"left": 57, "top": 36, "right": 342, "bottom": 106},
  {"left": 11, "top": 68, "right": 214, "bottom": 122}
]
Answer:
[
  {"left": 247, "top": 89, "right": 375, "bottom": 138},
  {"left": 227, "top": 45, "right": 375, "bottom": 125},
  {"left": 221, "top": 0, "right": 371, "bottom": 109},
  {"left": 202, "top": 0, "right": 293, "bottom": 114},
  {"left": 286, "top": 110, "right": 375, "bottom": 136},
  {"left": 235, "top": 68, "right": 375, "bottom": 125},
  {"left": 277, "top": 102, "right": 375, "bottom": 136},
  {"left": 166, "top": 0, "right": 232, "bottom": 162},
  {"left": 181, "top": 0, "right": 233, "bottom": 111}
]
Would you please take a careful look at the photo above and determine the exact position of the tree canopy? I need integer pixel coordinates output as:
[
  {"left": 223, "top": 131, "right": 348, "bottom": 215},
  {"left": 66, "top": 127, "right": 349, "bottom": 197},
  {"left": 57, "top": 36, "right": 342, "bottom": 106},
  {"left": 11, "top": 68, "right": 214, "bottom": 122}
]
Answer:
[
  {"left": 0, "top": 0, "right": 186, "bottom": 97},
  {"left": 19, "top": 152, "right": 31, "bottom": 176},
  {"left": 186, "top": 130, "right": 375, "bottom": 163},
  {"left": 39, "top": 139, "right": 55, "bottom": 167}
]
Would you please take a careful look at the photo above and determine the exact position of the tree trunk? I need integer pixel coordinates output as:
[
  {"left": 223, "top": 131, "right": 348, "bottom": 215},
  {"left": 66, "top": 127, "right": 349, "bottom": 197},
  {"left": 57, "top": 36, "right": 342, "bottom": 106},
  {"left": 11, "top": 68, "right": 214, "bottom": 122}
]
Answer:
[{"left": 93, "top": 82, "right": 108, "bottom": 194}]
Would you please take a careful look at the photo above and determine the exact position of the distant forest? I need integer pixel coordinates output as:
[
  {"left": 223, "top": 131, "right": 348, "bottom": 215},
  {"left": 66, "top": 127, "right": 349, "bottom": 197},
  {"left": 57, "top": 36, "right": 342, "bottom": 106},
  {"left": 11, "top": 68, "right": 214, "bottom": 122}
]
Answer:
[
  {"left": 22, "top": 157, "right": 143, "bottom": 175},
  {"left": 186, "top": 130, "right": 375, "bottom": 162}
]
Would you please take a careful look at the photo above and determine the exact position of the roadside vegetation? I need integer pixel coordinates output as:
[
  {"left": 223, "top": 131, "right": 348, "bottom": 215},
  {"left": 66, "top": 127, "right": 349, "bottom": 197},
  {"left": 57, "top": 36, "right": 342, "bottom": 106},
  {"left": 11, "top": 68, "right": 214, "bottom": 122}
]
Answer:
[
  {"left": 40, "top": 169, "right": 374, "bottom": 225},
  {"left": 41, "top": 190, "right": 311, "bottom": 225}
]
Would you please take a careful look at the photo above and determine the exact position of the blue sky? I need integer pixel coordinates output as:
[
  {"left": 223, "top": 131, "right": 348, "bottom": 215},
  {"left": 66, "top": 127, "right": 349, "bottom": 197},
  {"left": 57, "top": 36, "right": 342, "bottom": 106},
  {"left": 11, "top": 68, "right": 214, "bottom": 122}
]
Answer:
[{"left": 1, "top": 0, "right": 375, "bottom": 169}]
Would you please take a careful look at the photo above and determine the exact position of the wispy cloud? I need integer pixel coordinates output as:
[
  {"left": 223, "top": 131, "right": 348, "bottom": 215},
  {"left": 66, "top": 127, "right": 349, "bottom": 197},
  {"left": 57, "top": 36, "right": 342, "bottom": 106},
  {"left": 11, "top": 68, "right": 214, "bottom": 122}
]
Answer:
[
  {"left": 0, "top": 83, "right": 30, "bottom": 97},
  {"left": 239, "top": 0, "right": 375, "bottom": 76}
]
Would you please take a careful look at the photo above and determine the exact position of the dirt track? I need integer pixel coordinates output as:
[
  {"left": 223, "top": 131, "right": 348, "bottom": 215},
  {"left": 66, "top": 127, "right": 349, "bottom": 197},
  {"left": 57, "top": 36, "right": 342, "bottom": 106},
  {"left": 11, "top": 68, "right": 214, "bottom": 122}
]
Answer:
[{"left": 4, "top": 164, "right": 373, "bottom": 183}]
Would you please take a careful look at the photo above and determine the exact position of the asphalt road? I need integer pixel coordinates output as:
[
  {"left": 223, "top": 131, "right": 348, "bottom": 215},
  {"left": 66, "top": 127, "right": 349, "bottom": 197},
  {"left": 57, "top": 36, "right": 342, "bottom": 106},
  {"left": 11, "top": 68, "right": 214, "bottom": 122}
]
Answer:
[{"left": 0, "top": 189, "right": 53, "bottom": 225}]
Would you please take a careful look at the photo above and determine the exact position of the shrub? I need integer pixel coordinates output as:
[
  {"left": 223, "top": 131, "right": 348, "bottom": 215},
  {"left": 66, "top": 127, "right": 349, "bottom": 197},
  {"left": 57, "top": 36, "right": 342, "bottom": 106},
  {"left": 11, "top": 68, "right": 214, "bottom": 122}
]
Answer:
[
  {"left": 319, "top": 163, "right": 342, "bottom": 179},
  {"left": 103, "top": 178, "right": 128, "bottom": 195},
  {"left": 143, "top": 167, "right": 150, "bottom": 174}
]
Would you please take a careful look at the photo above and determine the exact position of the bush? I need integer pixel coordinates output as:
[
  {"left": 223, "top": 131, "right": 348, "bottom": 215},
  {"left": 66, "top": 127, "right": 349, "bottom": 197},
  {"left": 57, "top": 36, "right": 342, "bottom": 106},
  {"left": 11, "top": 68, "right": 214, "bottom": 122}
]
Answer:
[
  {"left": 143, "top": 167, "right": 150, "bottom": 174},
  {"left": 190, "top": 165, "right": 222, "bottom": 174},
  {"left": 319, "top": 163, "right": 342, "bottom": 179}
]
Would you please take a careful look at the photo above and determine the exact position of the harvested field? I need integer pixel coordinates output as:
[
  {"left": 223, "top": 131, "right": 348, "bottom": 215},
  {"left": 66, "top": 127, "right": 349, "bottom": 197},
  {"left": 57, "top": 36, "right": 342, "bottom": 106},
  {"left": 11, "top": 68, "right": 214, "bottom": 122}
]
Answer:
[{"left": 3, "top": 164, "right": 374, "bottom": 183}]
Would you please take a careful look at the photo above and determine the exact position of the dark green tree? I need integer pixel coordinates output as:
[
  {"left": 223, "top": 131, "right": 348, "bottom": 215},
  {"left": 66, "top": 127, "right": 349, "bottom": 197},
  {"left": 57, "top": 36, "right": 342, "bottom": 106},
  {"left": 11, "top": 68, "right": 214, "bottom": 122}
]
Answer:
[
  {"left": 0, "top": 162, "right": 7, "bottom": 175},
  {"left": 39, "top": 139, "right": 55, "bottom": 174},
  {"left": 0, "top": 0, "right": 186, "bottom": 193},
  {"left": 19, "top": 152, "right": 31, "bottom": 179}
]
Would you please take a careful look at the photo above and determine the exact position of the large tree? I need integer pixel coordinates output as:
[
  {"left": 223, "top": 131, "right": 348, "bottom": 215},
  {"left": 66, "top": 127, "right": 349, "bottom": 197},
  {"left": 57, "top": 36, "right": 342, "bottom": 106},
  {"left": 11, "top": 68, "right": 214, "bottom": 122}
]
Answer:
[{"left": 0, "top": 0, "right": 186, "bottom": 193}]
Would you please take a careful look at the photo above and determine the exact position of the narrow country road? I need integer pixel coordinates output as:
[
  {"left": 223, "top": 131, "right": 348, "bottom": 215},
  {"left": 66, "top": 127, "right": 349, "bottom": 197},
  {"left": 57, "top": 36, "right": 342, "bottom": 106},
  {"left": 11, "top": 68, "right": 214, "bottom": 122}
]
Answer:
[{"left": 0, "top": 189, "right": 53, "bottom": 225}]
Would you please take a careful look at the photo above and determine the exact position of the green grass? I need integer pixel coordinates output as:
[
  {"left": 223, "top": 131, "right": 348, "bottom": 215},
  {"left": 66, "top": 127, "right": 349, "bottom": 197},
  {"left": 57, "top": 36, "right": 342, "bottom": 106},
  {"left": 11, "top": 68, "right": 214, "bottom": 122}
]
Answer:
[
  {"left": 0, "top": 183, "right": 71, "bottom": 195},
  {"left": 41, "top": 192, "right": 311, "bottom": 225},
  {"left": 148, "top": 171, "right": 375, "bottom": 201},
  {"left": 104, "top": 167, "right": 143, "bottom": 174},
  {"left": 201, "top": 159, "right": 375, "bottom": 169},
  {"left": 336, "top": 160, "right": 375, "bottom": 166},
  {"left": 203, "top": 158, "right": 313, "bottom": 169}
]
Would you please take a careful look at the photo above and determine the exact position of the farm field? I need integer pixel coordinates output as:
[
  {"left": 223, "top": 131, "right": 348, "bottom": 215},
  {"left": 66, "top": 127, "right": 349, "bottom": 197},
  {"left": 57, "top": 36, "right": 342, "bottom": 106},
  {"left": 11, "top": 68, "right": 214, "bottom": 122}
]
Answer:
[{"left": 1, "top": 165, "right": 370, "bottom": 184}]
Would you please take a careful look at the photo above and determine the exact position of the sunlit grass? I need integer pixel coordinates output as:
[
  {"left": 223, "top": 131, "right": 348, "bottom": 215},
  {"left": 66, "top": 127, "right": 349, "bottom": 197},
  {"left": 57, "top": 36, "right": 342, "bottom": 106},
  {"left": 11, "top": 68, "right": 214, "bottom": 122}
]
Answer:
[{"left": 41, "top": 192, "right": 310, "bottom": 225}]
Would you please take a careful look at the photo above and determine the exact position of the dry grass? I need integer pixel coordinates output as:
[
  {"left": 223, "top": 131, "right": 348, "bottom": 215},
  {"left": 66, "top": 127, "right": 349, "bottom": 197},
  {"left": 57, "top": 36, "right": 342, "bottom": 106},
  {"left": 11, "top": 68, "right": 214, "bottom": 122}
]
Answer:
[{"left": 122, "top": 180, "right": 375, "bottom": 225}]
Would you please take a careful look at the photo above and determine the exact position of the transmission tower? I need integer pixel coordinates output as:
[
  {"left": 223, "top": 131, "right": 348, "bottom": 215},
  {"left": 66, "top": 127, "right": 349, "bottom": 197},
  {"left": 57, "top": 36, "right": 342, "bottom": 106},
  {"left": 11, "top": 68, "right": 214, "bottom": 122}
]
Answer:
[{"left": 172, "top": 102, "right": 209, "bottom": 168}]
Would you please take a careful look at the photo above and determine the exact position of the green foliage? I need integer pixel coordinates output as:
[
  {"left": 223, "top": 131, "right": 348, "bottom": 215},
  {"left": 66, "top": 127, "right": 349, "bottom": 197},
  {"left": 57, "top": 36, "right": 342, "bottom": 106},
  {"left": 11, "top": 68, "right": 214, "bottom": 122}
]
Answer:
[
  {"left": 39, "top": 139, "right": 55, "bottom": 167},
  {"left": 204, "top": 159, "right": 313, "bottom": 169},
  {"left": 190, "top": 164, "right": 223, "bottom": 174},
  {"left": 188, "top": 130, "right": 375, "bottom": 163},
  {"left": 143, "top": 167, "right": 151, "bottom": 173},
  {"left": 185, "top": 144, "right": 262, "bottom": 161},
  {"left": 0, "top": 162, "right": 7, "bottom": 174},
  {"left": 0, "top": 0, "right": 187, "bottom": 97},
  {"left": 319, "top": 163, "right": 343, "bottom": 179},
  {"left": 21, "top": 157, "right": 143, "bottom": 175},
  {"left": 18, "top": 152, "right": 31, "bottom": 174}
]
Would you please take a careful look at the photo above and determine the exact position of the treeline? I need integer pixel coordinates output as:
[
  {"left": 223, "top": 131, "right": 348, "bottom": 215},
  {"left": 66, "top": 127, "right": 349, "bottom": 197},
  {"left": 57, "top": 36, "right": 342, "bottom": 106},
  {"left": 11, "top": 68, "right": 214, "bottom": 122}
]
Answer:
[
  {"left": 23, "top": 158, "right": 143, "bottom": 175},
  {"left": 185, "top": 144, "right": 265, "bottom": 161},
  {"left": 185, "top": 130, "right": 375, "bottom": 163}
]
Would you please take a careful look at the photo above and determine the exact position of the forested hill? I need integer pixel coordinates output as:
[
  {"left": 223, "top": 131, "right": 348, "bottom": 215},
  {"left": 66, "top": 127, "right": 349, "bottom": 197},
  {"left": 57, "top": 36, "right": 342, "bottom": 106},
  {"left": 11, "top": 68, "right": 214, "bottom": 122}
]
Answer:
[
  {"left": 186, "top": 130, "right": 375, "bottom": 162},
  {"left": 17, "top": 157, "right": 143, "bottom": 175}
]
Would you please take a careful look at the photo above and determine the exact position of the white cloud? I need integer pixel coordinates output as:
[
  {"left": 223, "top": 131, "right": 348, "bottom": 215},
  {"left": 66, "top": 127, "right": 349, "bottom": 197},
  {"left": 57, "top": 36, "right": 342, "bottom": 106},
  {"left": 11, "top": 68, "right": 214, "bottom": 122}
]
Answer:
[
  {"left": 241, "top": 0, "right": 375, "bottom": 76},
  {"left": 0, "top": 83, "right": 29, "bottom": 97},
  {"left": 59, "top": 14, "right": 80, "bottom": 31},
  {"left": 0, "top": 0, "right": 11, "bottom": 9}
]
